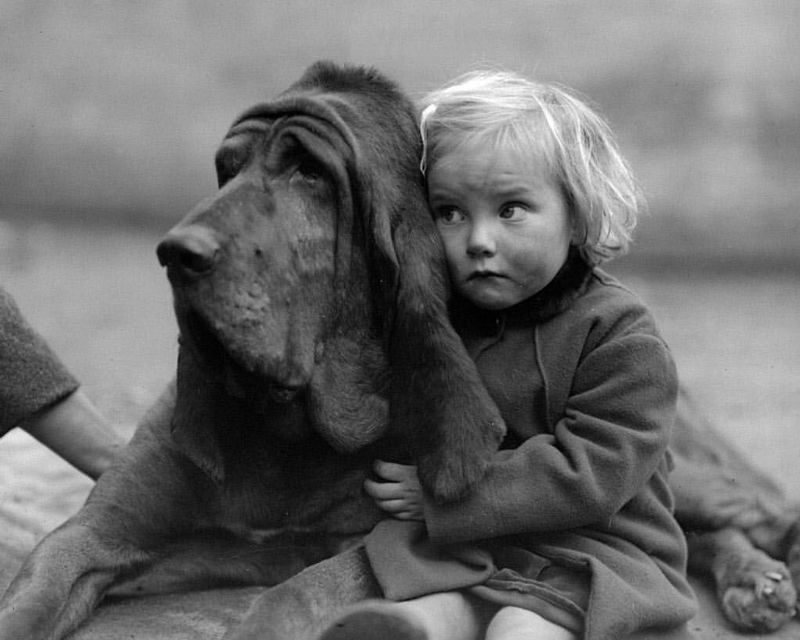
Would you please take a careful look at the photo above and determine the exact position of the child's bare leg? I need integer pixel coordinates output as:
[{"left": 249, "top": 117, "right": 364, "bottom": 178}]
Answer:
[
  {"left": 486, "top": 606, "right": 577, "bottom": 640},
  {"left": 318, "top": 591, "right": 484, "bottom": 640}
]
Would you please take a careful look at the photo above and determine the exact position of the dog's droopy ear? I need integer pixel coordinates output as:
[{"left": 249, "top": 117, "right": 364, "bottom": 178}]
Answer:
[
  {"left": 366, "top": 178, "right": 506, "bottom": 502},
  {"left": 170, "top": 347, "right": 225, "bottom": 485}
]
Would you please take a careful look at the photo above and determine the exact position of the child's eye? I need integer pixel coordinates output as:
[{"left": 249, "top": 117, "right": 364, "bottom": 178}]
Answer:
[
  {"left": 435, "top": 206, "right": 466, "bottom": 224},
  {"left": 499, "top": 204, "right": 530, "bottom": 220}
]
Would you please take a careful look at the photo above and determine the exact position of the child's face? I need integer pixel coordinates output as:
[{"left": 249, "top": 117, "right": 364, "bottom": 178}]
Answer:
[{"left": 427, "top": 139, "right": 573, "bottom": 310}]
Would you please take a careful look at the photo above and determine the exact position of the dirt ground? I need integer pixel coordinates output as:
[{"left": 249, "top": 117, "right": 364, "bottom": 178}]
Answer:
[{"left": 0, "top": 220, "right": 798, "bottom": 638}]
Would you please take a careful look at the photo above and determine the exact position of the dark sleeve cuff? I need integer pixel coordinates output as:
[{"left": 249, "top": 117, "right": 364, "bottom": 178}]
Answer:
[{"left": 0, "top": 287, "right": 80, "bottom": 435}]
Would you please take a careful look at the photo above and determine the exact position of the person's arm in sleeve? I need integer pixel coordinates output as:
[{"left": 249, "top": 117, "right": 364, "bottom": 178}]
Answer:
[{"left": 0, "top": 287, "right": 123, "bottom": 478}]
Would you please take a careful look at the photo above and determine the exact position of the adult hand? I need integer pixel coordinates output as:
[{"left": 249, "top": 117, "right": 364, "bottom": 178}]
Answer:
[{"left": 364, "top": 460, "right": 425, "bottom": 521}]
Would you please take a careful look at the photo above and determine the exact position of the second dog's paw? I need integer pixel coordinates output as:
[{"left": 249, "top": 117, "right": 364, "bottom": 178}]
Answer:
[{"left": 718, "top": 554, "right": 797, "bottom": 632}]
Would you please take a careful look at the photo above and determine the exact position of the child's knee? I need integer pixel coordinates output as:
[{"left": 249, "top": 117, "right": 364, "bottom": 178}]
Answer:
[
  {"left": 485, "top": 606, "right": 577, "bottom": 640},
  {"left": 319, "top": 592, "right": 484, "bottom": 640}
]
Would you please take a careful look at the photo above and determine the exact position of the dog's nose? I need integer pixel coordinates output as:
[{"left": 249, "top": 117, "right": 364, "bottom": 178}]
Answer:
[{"left": 157, "top": 226, "right": 220, "bottom": 280}]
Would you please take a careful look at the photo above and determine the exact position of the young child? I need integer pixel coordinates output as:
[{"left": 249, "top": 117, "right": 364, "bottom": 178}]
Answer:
[
  {"left": 1, "top": 286, "right": 123, "bottom": 479},
  {"left": 320, "top": 71, "right": 697, "bottom": 640}
]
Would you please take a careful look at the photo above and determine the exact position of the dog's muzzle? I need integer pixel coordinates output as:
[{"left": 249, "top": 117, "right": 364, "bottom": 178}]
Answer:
[{"left": 157, "top": 225, "right": 221, "bottom": 284}]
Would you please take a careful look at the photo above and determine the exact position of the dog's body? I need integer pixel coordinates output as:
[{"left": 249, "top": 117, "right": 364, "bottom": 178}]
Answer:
[{"left": 0, "top": 63, "right": 797, "bottom": 639}]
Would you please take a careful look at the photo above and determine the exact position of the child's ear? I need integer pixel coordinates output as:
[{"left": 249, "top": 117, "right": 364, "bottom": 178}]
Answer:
[{"left": 569, "top": 215, "right": 584, "bottom": 245}]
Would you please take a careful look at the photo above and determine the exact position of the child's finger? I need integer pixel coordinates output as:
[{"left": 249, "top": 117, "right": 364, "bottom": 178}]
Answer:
[
  {"left": 392, "top": 510, "right": 422, "bottom": 521},
  {"left": 374, "top": 498, "right": 410, "bottom": 514},
  {"left": 364, "top": 478, "right": 404, "bottom": 500},
  {"left": 373, "top": 460, "right": 417, "bottom": 482}
]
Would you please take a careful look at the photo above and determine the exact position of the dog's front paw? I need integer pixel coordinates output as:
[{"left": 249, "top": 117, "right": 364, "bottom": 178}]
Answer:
[
  {"left": 716, "top": 550, "right": 797, "bottom": 632},
  {"left": 417, "top": 408, "right": 505, "bottom": 503}
]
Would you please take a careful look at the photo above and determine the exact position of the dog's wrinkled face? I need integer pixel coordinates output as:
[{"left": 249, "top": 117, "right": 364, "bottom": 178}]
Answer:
[
  {"left": 155, "top": 64, "right": 502, "bottom": 496},
  {"left": 158, "top": 113, "right": 348, "bottom": 403}
]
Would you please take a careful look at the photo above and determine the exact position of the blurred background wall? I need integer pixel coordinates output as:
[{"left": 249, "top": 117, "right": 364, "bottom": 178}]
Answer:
[{"left": 1, "top": 0, "right": 798, "bottom": 268}]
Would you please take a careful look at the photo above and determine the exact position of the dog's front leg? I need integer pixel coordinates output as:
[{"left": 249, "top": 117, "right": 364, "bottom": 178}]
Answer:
[
  {"left": 0, "top": 519, "right": 153, "bottom": 640},
  {"left": 0, "top": 390, "right": 205, "bottom": 640},
  {"left": 222, "top": 543, "right": 381, "bottom": 640}
]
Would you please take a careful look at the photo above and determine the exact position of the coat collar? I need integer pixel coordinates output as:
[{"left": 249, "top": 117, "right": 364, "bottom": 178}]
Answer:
[{"left": 450, "top": 248, "right": 593, "bottom": 334}]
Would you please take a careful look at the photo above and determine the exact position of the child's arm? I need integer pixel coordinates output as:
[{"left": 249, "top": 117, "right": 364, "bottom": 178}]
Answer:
[
  {"left": 365, "top": 336, "right": 677, "bottom": 535},
  {"left": 421, "top": 326, "right": 678, "bottom": 544}
]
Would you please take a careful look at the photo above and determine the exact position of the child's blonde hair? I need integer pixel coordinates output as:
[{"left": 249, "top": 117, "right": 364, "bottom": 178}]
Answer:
[{"left": 419, "top": 70, "right": 643, "bottom": 265}]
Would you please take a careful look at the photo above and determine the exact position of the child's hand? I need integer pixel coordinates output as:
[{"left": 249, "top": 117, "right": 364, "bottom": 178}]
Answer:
[{"left": 364, "top": 460, "right": 425, "bottom": 521}]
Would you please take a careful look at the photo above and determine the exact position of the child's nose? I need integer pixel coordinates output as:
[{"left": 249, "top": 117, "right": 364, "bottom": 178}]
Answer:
[{"left": 466, "top": 221, "right": 496, "bottom": 257}]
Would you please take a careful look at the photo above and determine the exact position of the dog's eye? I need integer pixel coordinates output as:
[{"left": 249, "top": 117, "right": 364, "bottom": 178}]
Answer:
[
  {"left": 216, "top": 148, "right": 247, "bottom": 186},
  {"left": 291, "top": 158, "right": 325, "bottom": 185}
]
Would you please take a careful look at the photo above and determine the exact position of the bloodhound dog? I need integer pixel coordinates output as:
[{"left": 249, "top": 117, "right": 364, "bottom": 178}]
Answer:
[
  {"left": 0, "top": 62, "right": 505, "bottom": 639},
  {"left": 0, "top": 62, "right": 797, "bottom": 639}
]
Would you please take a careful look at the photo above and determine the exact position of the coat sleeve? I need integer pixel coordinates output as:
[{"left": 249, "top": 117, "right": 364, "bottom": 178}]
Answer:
[
  {"left": 423, "top": 302, "right": 679, "bottom": 543},
  {"left": 0, "top": 287, "right": 79, "bottom": 436}
]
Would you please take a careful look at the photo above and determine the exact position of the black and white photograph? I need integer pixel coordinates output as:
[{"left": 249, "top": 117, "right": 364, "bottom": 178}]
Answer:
[{"left": 0, "top": 2, "right": 798, "bottom": 638}]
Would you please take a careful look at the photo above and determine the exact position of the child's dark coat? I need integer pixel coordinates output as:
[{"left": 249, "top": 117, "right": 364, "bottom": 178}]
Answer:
[{"left": 368, "top": 259, "right": 697, "bottom": 640}]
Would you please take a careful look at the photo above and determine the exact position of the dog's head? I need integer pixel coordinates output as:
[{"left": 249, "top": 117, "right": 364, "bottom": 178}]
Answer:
[{"left": 157, "top": 62, "right": 427, "bottom": 474}]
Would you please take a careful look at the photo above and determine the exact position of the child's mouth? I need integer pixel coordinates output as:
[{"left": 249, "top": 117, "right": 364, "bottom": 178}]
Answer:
[{"left": 468, "top": 270, "right": 505, "bottom": 281}]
